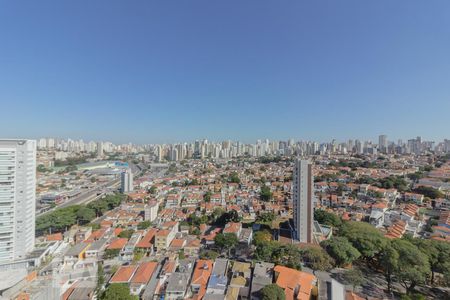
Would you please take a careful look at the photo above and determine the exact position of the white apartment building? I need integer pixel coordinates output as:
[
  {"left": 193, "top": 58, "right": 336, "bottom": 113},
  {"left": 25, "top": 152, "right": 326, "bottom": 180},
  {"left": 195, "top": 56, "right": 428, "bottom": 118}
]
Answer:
[
  {"left": 0, "top": 140, "right": 36, "bottom": 263},
  {"left": 144, "top": 201, "right": 158, "bottom": 222},
  {"left": 293, "top": 159, "right": 313, "bottom": 243},
  {"left": 120, "top": 168, "right": 134, "bottom": 193}
]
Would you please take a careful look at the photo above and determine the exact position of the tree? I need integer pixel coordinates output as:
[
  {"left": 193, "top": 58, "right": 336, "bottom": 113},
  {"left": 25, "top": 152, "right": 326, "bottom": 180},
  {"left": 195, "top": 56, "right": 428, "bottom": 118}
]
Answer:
[
  {"left": 137, "top": 221, "right": 151, "bottom": 230},
  {"left": 343, "top": 268, "right": 365, "bottom": 291},
  {"left": 148, "top": 185, "right": 157, "bottom": 194},
  {"left": 379, "top": 243, "right": 399, "bottom": 293},
  {"left": 407, "top": 172, "right": 424, "bottom": 182},
  {"left": 301, "top": 246, "right": 334, "bottom": 271},
  {"left": 260, "top": 185, "right": 273, "bottom": 202},
  {"left": 314, "top": 209, "right": 342, "bottom": 227},
  {"left": 214, "top": 233, "right": 238, "bottom": 256},
  {"left": 412, "top": 239, "right": 450, "bottom": 285},
  {"left": 199, "top": 249, "right": 220, "bottom": 260},
  {"left": 256, "top": 212, "right": 276, "bottom": 223},
  {"left": 392, "top": 239, "right": 430, "bottom": 294},
  {"left": 413, "top": 186, "right": 444, "bottom": 199},
  {"left": 253, "top": 231, "right": 272, "bottom": 246},
  {"left": 229, "top": 172, "right": 240, "bottom": 184},
  {"left": 118, "top": 229, "right": 134, "bottom": 239},
  {"left": 321, "top": 237, "right": 360, "bottom": 267},
  {"left": 37, "top": 164, "right": 49, "bottom": 173},
  {"left": 340, "top": 221, "right": 388, "bottom": 260},
  {"left": 259, "top": 284, "right": 285, "bottom": 300},
  {"left": 214, "top": 209, "right": 241, "bottom": 226},
  {"left": 104, "top": 249, "right": 120, "bottom": 259},
  {"left": 100, "top": 283, "right": 138, "bottom": 300},
  {"left": 97, "top": 263, "right": 105, "bottom": 294},
  {"left": 76, "top": 207, "right": 96, "bottom": 225},
  {"left": 204, "top": 191, "right": 212, "bottom": 202}
]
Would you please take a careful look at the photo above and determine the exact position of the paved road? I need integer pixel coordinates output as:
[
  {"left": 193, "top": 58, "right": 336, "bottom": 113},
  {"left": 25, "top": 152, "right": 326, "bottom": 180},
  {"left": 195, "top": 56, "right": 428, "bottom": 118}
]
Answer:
[{"left": 37, "top": 179, "right": 120, "bottom": 217}]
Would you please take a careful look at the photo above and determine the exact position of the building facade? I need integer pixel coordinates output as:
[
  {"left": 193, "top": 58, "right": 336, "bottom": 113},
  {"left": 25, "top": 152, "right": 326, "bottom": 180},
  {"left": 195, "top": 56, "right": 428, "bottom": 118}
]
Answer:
[
  {"left": 0, "top": 140, "right": 36, "bottom": 263},
  {"left": 120, "top": 169, "right": 133, "bottom": 193},
  {"left": 293, "top": 159, "right": 313, "bottom": 243}
]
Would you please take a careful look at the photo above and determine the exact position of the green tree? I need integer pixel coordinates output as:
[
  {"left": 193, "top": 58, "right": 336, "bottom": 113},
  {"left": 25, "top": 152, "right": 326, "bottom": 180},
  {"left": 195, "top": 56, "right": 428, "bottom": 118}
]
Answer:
[
  {"left": 104, "top": 249, "right": 120, "bottom": 259},
  {"left": 137, "top": 221, "right": 151, "bottom": 230},
  {"left": 37, "top": 164, "right": 49, "bottom": 173},
  {"left": 253, "top": 230, "right": 272, "bottom": 246},
  {"left": 256, "top": 212, "right": 276, "bottom": 223},
  {"left": 301, "top": 246, "right": 334, "bottom": 271},
  {"left": 214, "top": 233, "right": 239, "bottom": 256},
  {"left": 314, "top": 209, "right": 342, "bottom": 227},
  {"left": 148, "top": 185, "right": 157, "bottom": 194},
  {"left": 259, "top": 284, "right": 285, "bottom": 300},
  {"left": 343, "top": 268, "right": 365, "bottom": 291},
  {"left": 412, "top": 239, "right": 450, "bottom": 285},
  {"left": 214, "top": 209, "right": 241, "bottom": 226},
  {"left": 203, "top": 191, "right": 212, "bottom": 202},
  {"left": 97, "top": 263, "right": 105, "bottom": 293},
  {"left": 392, "top": 239, "right": 430, "bottom": 294},
  {"left": 413, "top": 186, "right": 444, "bottom": 199},
  {"left": 321, "top": 237, "right": 360, "bottom": 267},
  {"left": 76, "top": 207, "right": 96, "bottom": 225},
  {"left": 100, "top": 283, "right": 138, "bottom": 300},
  {"left": 379, "top": 243, "right": 399, "bottom": 293},
  {"left": 340, "top": 221, "right": 388, "bottom": 260},
  {"left": 199, "top": 249, "right": 219, "bottom": 260},
  {"left": 229, "top": 172, "right": 241, "bottom": 184},
  {"left": 118, "top": 229, "right": 135, "bottom": 239},
  {"left": 260, "top": 185, "right": 273, "bottom": 202}
]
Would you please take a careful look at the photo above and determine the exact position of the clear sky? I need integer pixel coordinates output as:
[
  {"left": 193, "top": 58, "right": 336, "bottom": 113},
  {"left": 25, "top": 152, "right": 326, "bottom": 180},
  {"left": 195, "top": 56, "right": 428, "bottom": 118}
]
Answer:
[{"left": 1, "top": 1, "right": 449, "bottom": 144}]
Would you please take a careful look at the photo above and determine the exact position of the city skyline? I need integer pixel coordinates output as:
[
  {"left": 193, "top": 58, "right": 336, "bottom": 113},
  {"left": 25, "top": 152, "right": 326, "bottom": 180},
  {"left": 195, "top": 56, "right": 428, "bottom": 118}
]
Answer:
[
  {"left": 30, "top": 134, "right": 449, "bottom": 147},
  {"left": 1, "top": 1, "right": 450, "bottom": 143}
]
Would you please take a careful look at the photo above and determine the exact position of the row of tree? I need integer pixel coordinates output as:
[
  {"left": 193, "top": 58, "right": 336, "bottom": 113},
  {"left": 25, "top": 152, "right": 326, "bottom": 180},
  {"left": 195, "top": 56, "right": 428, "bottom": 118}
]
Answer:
[
  {"left": 317, "top": 212, "right": 450, "bottom": 294},
  {"left": 253, "top": 210, "right": 450, "bottom": 294},
  {"left": 36, "top": 193, "right": 125, "bottom": 235}
]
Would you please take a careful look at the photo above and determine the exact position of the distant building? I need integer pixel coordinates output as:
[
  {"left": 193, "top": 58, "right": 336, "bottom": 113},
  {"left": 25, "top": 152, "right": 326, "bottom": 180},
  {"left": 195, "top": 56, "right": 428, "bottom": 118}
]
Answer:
[
  {"left": 379, "top": 134, "right": 388, "bottom": 153},
  {"left": 293, "top": 159, "right": 313, "bottom": 243},
  {"left": 144, "top": 201, "right": 158, "bottom": 222},
  {"left": 97, "top": 141, "right": 103, "bottom": 158},
  {"left": 120, "top": 169, "right": 133, "bottom": 193},
  {"left": 0, "top": 139, "right": 36, "bottom": 263}
]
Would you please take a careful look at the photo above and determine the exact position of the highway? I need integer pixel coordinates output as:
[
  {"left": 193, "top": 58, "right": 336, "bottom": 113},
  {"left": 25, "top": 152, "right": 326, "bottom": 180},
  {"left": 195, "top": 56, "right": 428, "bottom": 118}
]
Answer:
[{"left": 37, "top": 178, "right": 120, "bottom": 217}]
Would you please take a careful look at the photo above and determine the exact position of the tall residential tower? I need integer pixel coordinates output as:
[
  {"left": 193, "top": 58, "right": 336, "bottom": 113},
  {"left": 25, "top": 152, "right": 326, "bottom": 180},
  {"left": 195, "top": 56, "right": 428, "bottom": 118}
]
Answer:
[
  {"left": 293, "top": 159, "right": 314, "bottom": 243},
  {"left": 0, "top": 140, "right": 36, "bottom": 263},
  {"left": 120, "top": 168, "right": 133, "bottom": 193}
]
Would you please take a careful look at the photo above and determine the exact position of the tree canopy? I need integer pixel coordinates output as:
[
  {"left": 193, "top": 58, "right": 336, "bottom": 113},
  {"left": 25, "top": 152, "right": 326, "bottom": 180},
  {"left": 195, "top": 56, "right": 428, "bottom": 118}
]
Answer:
[
  {"left": 36, "top": 193, "right": 126, "bottom": 235},
  {"left": 260, "top": 185, "right": 273, "bottom": 202},
  {"left": 100, "top": 283, "right": 138, "bottom": 300},
  {"left": 259, "top": 284, "right": 285, "bottom": 300},
  {"left": 392, "top": 239, "right": 430, "bottom": 293},
  {"left": 321, "top": 237, "right": 360, "bottom": 267},
  {"left": 314, "top": 209, "right": 342, "bottom": 227},
  {"left": 340, "top": 221, "right": 388, "bottom": 259},
  {"left": 214, "top": 233, "right": 239, "bottom": 255}
]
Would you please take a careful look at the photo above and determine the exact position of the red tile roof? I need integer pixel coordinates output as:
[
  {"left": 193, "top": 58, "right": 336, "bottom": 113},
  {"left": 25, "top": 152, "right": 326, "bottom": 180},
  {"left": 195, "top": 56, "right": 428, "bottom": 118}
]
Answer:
[
  {"left": 131, "top": 262, "right": 158, "bottom": 284},
  {"left": 110, "top": 265, "right": 138, "bottom": 283},
  {"left": 136, "top": 228, "right": 158, "bottom": 248},
  {"left": 107, "top": 238, "right": 128, "bottom": 250}
]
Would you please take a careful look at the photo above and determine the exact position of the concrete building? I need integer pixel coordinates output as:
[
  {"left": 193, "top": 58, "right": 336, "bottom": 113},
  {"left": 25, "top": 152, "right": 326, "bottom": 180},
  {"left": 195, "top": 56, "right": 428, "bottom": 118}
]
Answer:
[
  {"left": 0, "top": 139, "right": 36, "bottom": 263},
  {"left": 293, "top": 159, "right": 313, "bottom": 243},
  {"left": 379, "top": 135, "right": 388, "bottom": 153},
  {"left": 97, "top": 141, "right": 103, "bottom": 158},
  {"left": 144, "top": 201, "right": 158, "bottom": 222},
  {"left": 120, "top": 169, "right": 133, "bottom": 193}
]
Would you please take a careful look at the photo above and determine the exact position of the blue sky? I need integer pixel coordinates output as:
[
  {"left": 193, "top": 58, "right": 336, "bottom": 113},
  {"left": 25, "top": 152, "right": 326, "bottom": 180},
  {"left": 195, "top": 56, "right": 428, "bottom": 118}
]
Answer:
[{"left": 1, "top": 1, "right": 449, "bottom": 144}]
